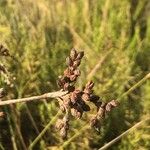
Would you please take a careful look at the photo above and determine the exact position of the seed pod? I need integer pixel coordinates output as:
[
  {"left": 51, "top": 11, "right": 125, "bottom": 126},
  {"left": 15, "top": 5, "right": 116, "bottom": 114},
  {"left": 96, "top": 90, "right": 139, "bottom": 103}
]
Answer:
[
  {"left": 86, "top": 81, "right": 94, "bottom": 89},
  {"left": 70, "top": 48, "right": 77, "bottom": 60},
  {"left": 73, "top": 60, "right": 81, "bottom": 68},
  {"left": 63, "top": 83, "right": 69, "bottom": 91},
  {"left": 90, "top": 95, "right": 100, "bottom": 103},
  {"left": 67, "top": 85, "right": 75, "bottom": 92},
  {"left": 55, "top": 119, "right": 64, "bottom": 130},
  {"left": 90, "top": 117, "right": 98, "bottom": 127},
  {"left": 105, "top": 100, "right": 118, "bottom": 112},
  {"left": 82, "top": 93, "right": 90, "bottom": 101},
  {"left": 59, "top": 102, "right": 66, "bottom": 112},
  {"left": 97, "top": 107, "right": 105, "bottom": 120},
  {"left": 70, "top": 92, "right": 78, "bottom": 104},
  {"left": 81, "top": 102, "right": 90, "bottom": 111},
  {"left": 70, "top": 75, "right": 77, "bottom": 81},
  {"left": 74, "top": 69, "right": 80, "bottom": 76},
  {"left": 66, "top": 56, "right": 73, "bottom": 66},
  {"left": 76, "top": 51, "right": 84, "bottom": 60},
  {"left": 60, "top": 127, "right": 67, "bottom": 139}
]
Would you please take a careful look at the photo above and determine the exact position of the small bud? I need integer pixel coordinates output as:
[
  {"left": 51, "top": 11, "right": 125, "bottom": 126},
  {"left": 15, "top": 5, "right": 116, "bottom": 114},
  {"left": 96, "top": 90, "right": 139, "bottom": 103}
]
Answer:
[
  {"left": 90, "top": 95, "right": 100, "bottom": 103},
  {"left": 82, "top": 93, "right": 90, "bottom": 101},
  {"left": 55, "top": 119, "right": 64, "bottom": 130},
  {"left": 97, "top": 107, "right": 105, "bottom": 120},
  {"left": 70, "top": 48, "right": 77, "bottom": 60},
  {"left": 73, "top": 60, "right": 81, "bottom": 68},
  {"left": 66, "top": 57, "right": 73, "bottom": 66},
  {"left": 70, "top": 75, "right": 77, "bottom": 81},
  {"left": 86, "top": 81, "right": 94, "bottom": 89},
  {"left": 74, "top": 69, "right": 80, "bottom": 76},
  {"left": 60, "top": 127, "right": 67, "bottom": 139},
  {"left": 90, "top": 117, "right": 98, "bottom": 127},
  {"left": 76, "top": 51, "right": 84, "bottom": 60}
]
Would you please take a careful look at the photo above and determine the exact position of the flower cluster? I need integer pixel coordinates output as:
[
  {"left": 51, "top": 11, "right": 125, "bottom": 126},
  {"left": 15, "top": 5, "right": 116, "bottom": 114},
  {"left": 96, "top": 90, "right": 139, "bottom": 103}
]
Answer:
[
  {"left": 57, "top": 48, "right": 84, "bottom": 92},
  {"left": 90, "top": 100, "right": 118, "bottom": 131},
  {"left": 56, "top": 48, "right": 118, "bottom": 139}
]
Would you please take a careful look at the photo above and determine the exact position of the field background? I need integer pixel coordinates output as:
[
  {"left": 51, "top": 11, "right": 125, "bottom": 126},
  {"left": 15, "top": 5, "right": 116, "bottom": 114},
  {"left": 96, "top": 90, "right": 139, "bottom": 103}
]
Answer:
[{"left": 0, "top": 0, "right": 150, "bottom": 149}]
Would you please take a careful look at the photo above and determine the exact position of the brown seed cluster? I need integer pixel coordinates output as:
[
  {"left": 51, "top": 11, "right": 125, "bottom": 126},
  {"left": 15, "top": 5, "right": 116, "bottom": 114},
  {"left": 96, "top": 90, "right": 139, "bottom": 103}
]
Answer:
[
  {"left": 90, "top": 100, "right": 118, "bottom": 131},
  {"left": 57, "top": 48, "right": 84, "bottom": 92},
  {"left": 56, "top": 48, "right": 119, "bottom": 139}
]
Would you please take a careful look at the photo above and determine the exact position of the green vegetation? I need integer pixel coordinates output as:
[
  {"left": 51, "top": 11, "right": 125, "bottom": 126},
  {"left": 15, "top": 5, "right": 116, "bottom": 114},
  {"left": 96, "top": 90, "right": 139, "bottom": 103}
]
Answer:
[{"left": 0, "top": 0, "right": 150, "bottom": 149}]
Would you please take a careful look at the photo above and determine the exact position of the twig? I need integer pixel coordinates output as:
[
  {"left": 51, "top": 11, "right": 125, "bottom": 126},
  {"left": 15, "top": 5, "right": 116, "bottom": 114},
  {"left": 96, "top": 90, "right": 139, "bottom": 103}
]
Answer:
[
  {"left": 99, "top": 117, "right": 149, "bottom": 150},
  {"left": 0, "top": 91, "right": 68, "bottom": 106}
]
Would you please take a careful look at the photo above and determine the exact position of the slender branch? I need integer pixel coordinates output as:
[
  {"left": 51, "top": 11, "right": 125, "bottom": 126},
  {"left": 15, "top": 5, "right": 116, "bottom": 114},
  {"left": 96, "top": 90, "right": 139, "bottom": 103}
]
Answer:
[
  {"left": 118, "top": 73, "right": 150, "bottom": 101},
  {"left": 99, "top": 117, "right": 149, "bottom": 150},
  {"left": 0, "top": 91, "right": 68, "bottom": 106}
]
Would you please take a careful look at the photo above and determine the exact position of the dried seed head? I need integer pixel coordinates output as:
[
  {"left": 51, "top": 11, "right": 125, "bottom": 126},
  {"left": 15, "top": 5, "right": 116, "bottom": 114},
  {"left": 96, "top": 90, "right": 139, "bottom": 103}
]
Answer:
[
  {"left": 60, "top": 127, "right": 67, "bottom": 139},
  {"left": 66, "top": 56, "right": 73, "bottom": 66},
  {"left": 105, "top": 100, "right": 118, "bottom": 112},
  {"left": 76, "top": 51, "right": 84, "bottom": 60},
  {"left": 82, "top": 93, "right": 90, "bottom": 101},
  {"left": 73, "top": 60, "right": 81, "bottom": 68},
  {"left": 86, "top": 81, "right": 94, "bottom": 89},
  {"left": 74, "top": 69, "right": 80, "bottom": 76},
  {"left": 55, "top": 119, "right": 64, "bottom": 130},
  {"left": 97, "top": 107, "right": 105, "bottom": 120},
  {"left": 90, "top": 117, "right": 98, "bottom": 127},
  {"left": 70, "top": 48, "right": 77, "bottom": 60},
  {"left": 81, "top": 102, "right": 90, "bottom": 111},
  {"left": 90, "top": 95, "right": 100, "bottom": 103}
]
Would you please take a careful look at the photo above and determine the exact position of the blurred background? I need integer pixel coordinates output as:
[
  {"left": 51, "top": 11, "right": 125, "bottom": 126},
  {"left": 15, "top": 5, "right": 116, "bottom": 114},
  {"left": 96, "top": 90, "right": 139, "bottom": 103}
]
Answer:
[{"left": 0, "top": 0, "right": 150, "bottom": 149}]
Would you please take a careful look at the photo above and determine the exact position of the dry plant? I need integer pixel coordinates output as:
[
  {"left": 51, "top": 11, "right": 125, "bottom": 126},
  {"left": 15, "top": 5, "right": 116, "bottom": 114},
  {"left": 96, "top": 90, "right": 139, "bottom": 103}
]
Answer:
[{"left": 0, "top": 45, "right": 150, "bottom": 150}]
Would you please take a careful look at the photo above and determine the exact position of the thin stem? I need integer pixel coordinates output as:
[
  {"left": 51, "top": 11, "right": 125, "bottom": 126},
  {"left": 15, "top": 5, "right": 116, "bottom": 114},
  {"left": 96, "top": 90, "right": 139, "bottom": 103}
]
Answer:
[
  {"left": 28, "top": 110, "right": 62, "bottom": 150},
  {"left": 99, "top": 117, "right": 149, "bottom": 150},
  {"left": 0, "top": 91, "right": 67, "bottom": 106},
  {"left": 118, "top": 73, "right": 150, "bottom": 101}
]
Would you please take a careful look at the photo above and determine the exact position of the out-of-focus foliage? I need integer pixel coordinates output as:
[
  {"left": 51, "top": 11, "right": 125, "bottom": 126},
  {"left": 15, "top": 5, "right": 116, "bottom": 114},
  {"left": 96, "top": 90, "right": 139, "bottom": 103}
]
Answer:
[{"left": 0, "top": 0, "right": 150, "bottom": 149}]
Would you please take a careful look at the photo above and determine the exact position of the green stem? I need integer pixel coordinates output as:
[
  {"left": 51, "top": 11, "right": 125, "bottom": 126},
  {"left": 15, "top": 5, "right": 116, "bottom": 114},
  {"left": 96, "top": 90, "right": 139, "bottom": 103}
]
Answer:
[
  {"left": 28, "top": 110, "right": 62, "bottom": 149},
  {"left": 118, "top": 73, "right": 150, "bottom": 101},
  {"left": 99, "top": 117, "right": 149, "bottom": 150}
]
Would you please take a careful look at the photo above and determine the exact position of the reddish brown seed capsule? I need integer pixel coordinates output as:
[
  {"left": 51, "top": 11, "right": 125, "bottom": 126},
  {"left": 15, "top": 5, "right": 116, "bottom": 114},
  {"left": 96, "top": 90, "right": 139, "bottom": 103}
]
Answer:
[
  {"left": 73, "top": 60, "right": 81, "bottom": 68},
  {"left": 76, "top": 51, "right": 84, "bottom": 60},
  {"left": 70, "top": 48, "right": 77, "bottom": 60},
  {"left": 82, "top": 93, "right": 90, "bottom": 101},
  {"left": 60, "top": 127, "right": 67, "bottom": 139},
  {"left": 66, "top": 56, "right": 73, "bottom": 66}
]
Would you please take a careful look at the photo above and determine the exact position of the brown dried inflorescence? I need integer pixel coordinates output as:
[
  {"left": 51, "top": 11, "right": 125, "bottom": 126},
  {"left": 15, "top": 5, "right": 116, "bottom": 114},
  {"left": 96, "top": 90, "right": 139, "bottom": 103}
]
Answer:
[{"left": 56, "top": 48, "right": 119, "bottom": 138}]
